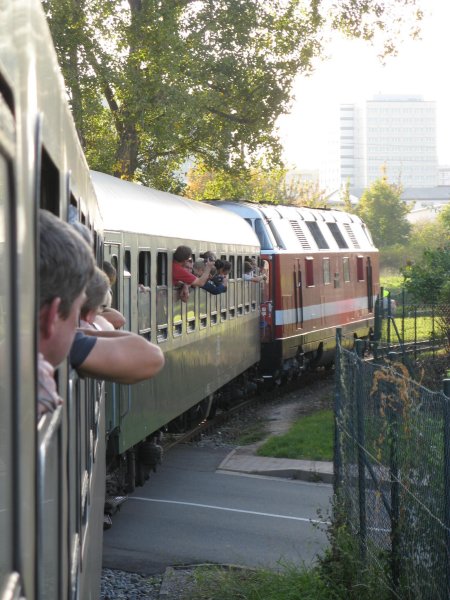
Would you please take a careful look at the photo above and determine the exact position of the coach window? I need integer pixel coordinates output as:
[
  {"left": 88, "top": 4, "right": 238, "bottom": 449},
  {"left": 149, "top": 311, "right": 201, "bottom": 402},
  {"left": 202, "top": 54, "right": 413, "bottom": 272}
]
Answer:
[
  {"left": 199, "top": 287, "right": 208, "bottom": 328},
  {"left": 228, "top": 256, "right": 235, "bottom": 318},
  {"left": 305, "top": 257, "right": 314, "bottom": 287},
  {"left": 323, "top": 258, "right": 331, "bottom": 285},
  {"left": 138, "top": 251, "right": 151, "bottom": 339},
  {"left": 343, "top": 257, "right": 351, "bottom": 283},
  {"left": 356, "top": 256, "right": 364, "bottom": 281},
  {"left": 123, "top": 250, "right": 132, "bottom": 329},
  {"left": 156, "top": 252, "right": 168, "bottom": 341},
  {"left": 38, "top": 147, "right": 60, "bottom": 214},
  {"left": 187, "top": 282, "right": 196, "bottom": 333},
  {"left": 110, "top": 255, "right": 119, "bottom": 309},
  {"left": 236, "top": 256, "right": 243, "bottom": 315},
  {"left": 210, "top": 289, "right": 218, "bottom": 325}
]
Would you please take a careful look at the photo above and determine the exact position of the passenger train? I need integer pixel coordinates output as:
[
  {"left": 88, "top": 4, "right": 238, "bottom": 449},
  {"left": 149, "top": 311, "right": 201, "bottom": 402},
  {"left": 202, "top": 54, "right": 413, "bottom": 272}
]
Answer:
[{"left": 1, "top": 1, "right": 379, "bottom": 599}]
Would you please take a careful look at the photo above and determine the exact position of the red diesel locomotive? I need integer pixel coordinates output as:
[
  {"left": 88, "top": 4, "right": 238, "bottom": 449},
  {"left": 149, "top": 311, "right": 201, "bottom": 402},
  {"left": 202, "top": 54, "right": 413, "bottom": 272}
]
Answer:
[{"left": 209, "top": 202, "right": 379, "bottom": 379}]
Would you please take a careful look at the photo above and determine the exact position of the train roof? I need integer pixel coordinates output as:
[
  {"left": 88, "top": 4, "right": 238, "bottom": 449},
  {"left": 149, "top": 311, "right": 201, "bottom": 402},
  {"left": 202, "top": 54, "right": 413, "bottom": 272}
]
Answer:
[
  {"left": 90, "top": 172, "right": 260, "bottom": 248},
  {"left": 208, "top": 201, "right": 377, "bottom": 253}
]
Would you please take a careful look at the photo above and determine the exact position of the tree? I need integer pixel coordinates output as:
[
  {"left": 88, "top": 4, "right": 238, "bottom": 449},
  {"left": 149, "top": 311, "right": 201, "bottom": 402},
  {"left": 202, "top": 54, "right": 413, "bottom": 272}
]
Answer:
[
  {"left": 356, "top": 176, "right": 411, "bottom": 248},
  {"left": 43, "top": 0, "right": 422, "bottom": 188},
  {"left": 185, "top": 162, "right": 329, "bottom": 206},
  {"left": 402, "top": 246, "right": 450, "bottom": 305}
]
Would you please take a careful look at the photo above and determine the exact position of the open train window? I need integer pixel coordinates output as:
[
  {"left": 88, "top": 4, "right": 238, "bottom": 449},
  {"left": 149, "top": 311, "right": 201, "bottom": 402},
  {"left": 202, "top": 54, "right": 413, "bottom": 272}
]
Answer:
[
  {"left": 343, "top": 257, "right": 351, "bottom": 282},
  {"left": 138, "top": 251, "right": 151, "bottom": 337},
  {"left": 356, "top": 256, "right": 364, "bottom": 281},
  {"left": 156, "top": 252, "right": 168, "bottom": 342},
  {"left": 306, "top": 221, "right": 329, "bottom": 249},
  {"left": 323, "top": 258, "right": 331, "bottom": 285},
  {"left": 110, "top": 255, "right": 119, "bottom": 309},
  {"left": 199, "top": 288, "right": 208, "bottom": 328},
  {"left": 327, "top": 222, "right": 348, "bottom": 249},
  {"left": 237, "top": 256, "right": 243, "bottom": 278},
  {"left": 38, "top": 148, "right": 59, "bottom": 214},
  {"left": 305, "top": 258, "right": 314, "bottom": 287}
]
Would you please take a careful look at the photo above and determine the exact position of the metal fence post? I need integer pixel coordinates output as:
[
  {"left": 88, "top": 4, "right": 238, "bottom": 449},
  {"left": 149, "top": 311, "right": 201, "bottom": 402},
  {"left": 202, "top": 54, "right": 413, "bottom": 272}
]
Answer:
[
  {"left": 388, "top": 351, "right": 401, "bottom": 594},
  {"left": 355, "top": 340, "right": 366, "bottom": 560},
  {"left": 334, "top": 328, "right": 343, "bottom": 494},
  {"left": 443, "top": 379, "right": 450, "bottom": 600}
]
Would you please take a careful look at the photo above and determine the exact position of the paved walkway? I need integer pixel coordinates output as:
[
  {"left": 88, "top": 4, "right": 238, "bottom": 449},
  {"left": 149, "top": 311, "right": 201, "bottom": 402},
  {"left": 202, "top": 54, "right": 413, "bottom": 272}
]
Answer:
[{"left": 217, "top": 445, "right": 334, "bottom": 484}]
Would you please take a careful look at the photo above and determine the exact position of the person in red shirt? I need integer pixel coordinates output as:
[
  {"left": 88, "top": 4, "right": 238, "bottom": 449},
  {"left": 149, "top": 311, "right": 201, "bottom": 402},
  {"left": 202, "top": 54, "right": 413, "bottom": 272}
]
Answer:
[{"left": 172, "top": 245, "right": 214, "bottom": 301}]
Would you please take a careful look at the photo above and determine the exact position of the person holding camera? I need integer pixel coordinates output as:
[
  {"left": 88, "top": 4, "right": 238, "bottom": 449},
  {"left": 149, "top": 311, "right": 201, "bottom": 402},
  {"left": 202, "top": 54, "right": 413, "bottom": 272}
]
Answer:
[{"left": 172, "top": 245, "right": 214, "bottom": 302}]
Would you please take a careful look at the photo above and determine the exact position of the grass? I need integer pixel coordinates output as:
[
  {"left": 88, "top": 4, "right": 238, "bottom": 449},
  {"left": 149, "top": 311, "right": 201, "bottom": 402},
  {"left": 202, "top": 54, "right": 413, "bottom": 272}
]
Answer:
[
  {"left": 256, "top": 410, "right": 333, "bottom": 461},
  {"left": 236, "top": 421, "right": 268, "bottom": 445},
  {"left": 188, "top": 563, "right": 331, "bottom": 600},
  {"left": 380, "top": 273, "right": 403, "bottom": 295},
  {"left": 382, "top": 315, "right": 440, "bottom": 342}
]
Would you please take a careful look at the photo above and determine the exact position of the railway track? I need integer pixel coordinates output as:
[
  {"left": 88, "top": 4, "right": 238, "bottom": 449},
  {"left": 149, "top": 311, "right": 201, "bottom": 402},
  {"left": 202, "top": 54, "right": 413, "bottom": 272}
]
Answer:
[{"left": 162, "top": 368, "right": 335, "bottom": 451}]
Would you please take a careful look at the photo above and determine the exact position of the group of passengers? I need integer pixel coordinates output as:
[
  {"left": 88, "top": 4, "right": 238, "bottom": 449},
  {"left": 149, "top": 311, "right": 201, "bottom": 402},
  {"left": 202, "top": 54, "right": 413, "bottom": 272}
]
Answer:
[
  {"left": 172, "top": 245, "right": 266, "bottom": 302},
  {"left": 37, "top": 209, "right": 165, "bottom": 418}
]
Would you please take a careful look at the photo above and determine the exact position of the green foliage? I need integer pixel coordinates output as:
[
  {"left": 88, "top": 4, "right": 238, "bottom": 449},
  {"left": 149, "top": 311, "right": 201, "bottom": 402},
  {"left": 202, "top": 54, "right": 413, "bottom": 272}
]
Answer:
[
  {"left": 257, "top": 410, "right": 334, "bottom": 461},
  {"left": 402, "top": 246, "right": 450, "bottom": 304},
  {"left": 185, "top": 161, "right": 329, "bottom": 206},
  {"left": 356, "top": 176, "right": 411, "bottom": 248},
  {"left": 43, "top": 0, "right": 422, "bottom": 189}
]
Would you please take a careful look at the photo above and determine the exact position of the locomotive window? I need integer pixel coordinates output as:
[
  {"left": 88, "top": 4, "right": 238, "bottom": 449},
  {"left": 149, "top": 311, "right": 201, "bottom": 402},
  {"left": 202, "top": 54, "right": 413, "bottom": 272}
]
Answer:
[
  {"left": 305, "top": 258, "right": 314, "bottom": 287},
  {"left": 254, "top": 219, "right": 273, "bottom": 250},
  {"left": 356, "top": 256, "right": 364, "bottom": 281},
  {"left": 267, "top": 221, "right": 284, "bottom": 249},
  {"left": 327, "top": 222, "right": 348, "bottom": 249},
  {"left": 306, "top": 221, "right": 329, "bottom": 249},
  {"left": 323, "top": 258, "right": 331, "bottom": 285},
  {"left": 138, "top": 251, "right": 151, "bottom": 335},
  {"left": 343, "top": 257, "right": 351, "bottom": 282}
]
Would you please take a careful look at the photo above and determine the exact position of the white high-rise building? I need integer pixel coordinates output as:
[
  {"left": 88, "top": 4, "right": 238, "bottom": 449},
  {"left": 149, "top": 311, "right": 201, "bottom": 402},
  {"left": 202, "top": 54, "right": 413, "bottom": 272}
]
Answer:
[{"left": 339, "top": 95, "right": 438, "bottom": 188}]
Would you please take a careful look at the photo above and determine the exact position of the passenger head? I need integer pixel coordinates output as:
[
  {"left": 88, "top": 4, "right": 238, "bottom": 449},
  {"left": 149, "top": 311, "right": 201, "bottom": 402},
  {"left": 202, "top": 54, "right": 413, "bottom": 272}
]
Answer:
[
  {"left": 103, "top": 260, "right": 117, "bottom": 286},
  {"left": 192, "top": 259, "right": 206, "bottom": 277},
  {"left": 39, "top": 209, "right": 95, "bottom": 367},
  {"left": 173, "top": 245, "right": 192, "bottom": 263},
  {"left": 200, "top": 251, "right": 216, "bottom": 262},
  {"left": 80, "top": 267, "right": 110, "bottom": 324},
  {"left": 220, "top": 260, "right": 232, "bottom": 275},
  {"left": 244, "top": 261, "right": 253, "bottom": 274}
]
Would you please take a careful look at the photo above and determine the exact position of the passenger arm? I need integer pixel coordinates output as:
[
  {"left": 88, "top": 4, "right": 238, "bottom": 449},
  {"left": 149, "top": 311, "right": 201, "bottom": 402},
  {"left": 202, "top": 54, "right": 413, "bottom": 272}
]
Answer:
[{"left": 77, "top": 329, "right": 165, "bottom": 384}]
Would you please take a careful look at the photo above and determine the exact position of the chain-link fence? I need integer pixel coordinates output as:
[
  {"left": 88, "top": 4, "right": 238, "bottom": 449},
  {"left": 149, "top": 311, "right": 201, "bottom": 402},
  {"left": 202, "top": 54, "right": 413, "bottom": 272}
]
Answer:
[
  {"left": 372, "top": 290, "right": 449, "bottom": 387},
  {"left": 335, "top": 332, "right": 450, "bottom": 599}
]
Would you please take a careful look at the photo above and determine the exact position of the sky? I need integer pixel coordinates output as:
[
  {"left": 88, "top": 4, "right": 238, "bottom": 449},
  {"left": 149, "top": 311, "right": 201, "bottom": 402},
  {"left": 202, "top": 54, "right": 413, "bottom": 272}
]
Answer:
[{"left": 278, "top": 1, "right": 450, "bottom": 171}]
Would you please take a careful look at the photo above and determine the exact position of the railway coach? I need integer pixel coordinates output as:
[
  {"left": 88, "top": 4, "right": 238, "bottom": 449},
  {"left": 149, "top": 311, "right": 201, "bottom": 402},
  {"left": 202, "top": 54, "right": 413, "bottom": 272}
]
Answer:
[
  {"left": 1, "top": 1, "right": 105, "bottom": 599},
  {"left": 209, "top": 202, "right": 380, "bottom": 380},
  {"left": 90, "top": 171, "right": 261, "bottom": 492}
]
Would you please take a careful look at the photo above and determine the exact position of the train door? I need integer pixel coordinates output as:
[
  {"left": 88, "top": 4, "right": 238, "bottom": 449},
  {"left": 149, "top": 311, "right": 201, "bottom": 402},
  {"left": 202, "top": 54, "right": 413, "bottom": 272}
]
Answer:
[{"left": 294, "top": 258, "right": 303, "bottom": 329}]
